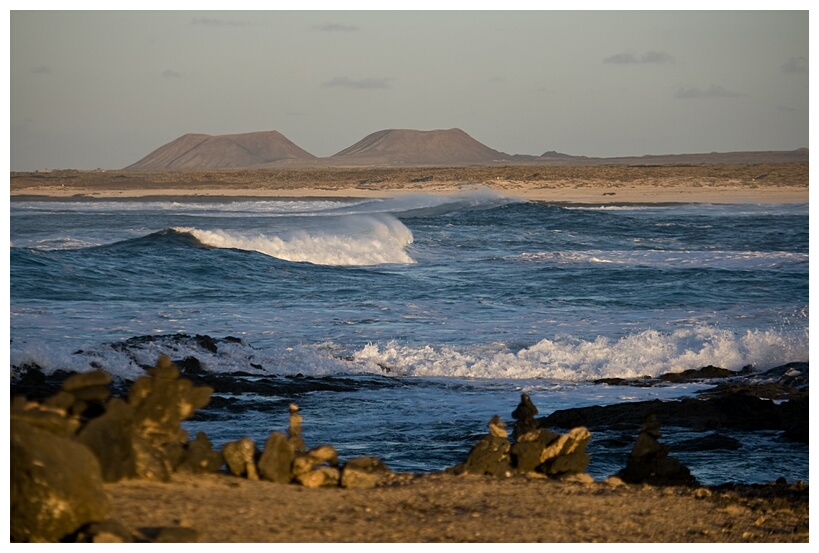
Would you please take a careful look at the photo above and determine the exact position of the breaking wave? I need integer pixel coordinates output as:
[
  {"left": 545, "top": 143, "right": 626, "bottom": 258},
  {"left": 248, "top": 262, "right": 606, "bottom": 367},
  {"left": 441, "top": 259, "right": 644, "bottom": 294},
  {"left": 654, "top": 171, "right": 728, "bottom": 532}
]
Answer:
[{"left": 172, "top": 213, "right": 415, "bottom": 266}]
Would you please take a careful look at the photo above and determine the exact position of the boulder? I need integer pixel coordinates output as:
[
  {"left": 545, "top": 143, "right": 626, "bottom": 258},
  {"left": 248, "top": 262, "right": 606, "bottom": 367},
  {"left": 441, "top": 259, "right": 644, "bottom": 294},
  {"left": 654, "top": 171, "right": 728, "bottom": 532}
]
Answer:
[
  {"left": 11, "top": 420, "right": 109, "bottom": 542},
  {"left": 450, "top": 416, "right": 512, "bottom": 477},
  {"left": 222, "top": 437, "right": 259, "bottom": 480},
  {"left": 293, "top": 444, "right": 339, "bottom": 476},
  {"left": 538, "top": 426, "right": 591, "bottom": 476},
  {"left": 340, "top": 456, "right": 392, "bottom": 489},
  {"left": 257, "top": 431, "right": 295, "bottom": 483},
  {"left": 295, "top": 466, "right": 341, "bottom": 488},
  {"left": 176, "top": 432, "right": 224, "bottom": 474},
  {"left": 510, "top": 428, "right": 559, "bottom": 472},
  {"left": 76, "top": 398, "right": 137, "bottom": 482},
  {"left": 616, "top": 415, "right": 698, "bottom": 486}
]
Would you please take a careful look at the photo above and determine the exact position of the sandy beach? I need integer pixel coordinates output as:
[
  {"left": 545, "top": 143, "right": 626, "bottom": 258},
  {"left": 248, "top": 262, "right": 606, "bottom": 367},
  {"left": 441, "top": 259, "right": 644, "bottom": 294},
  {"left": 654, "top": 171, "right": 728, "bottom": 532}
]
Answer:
[
  {"left": 9, "top": 163, "right": 809, "bottom": 204},
  {"left": 102, "top": 472, "right": 809, "bottom": 543}
]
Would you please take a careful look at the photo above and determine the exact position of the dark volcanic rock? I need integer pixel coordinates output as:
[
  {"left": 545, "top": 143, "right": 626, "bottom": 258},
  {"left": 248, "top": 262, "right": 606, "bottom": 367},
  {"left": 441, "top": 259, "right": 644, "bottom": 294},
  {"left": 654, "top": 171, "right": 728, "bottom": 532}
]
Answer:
[
  {"left": 11, "top": 420, "right": 109, "bottom": 542},
  {"left": 449, "top": 416, "right": 512, "bottom": 477},
  {"left": 537, "top": 426, "right": 592, "bottom": 477},
  {"left": 616, "top": 415, "right": 698, "bottom": 486},
  {"left": 658, "top": 365, "right": 736, "bottom": 382},
  {"left": 511, "top": 393, "right": 540, "bottom": 442},
  {"left": 540, "top": 391, "right": 803, "bottom": 440}
]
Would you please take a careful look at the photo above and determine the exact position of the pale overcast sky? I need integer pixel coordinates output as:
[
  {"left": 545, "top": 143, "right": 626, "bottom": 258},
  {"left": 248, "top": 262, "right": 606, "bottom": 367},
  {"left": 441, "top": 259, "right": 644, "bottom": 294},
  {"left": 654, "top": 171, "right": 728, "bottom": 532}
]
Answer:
[{"left": 9, "top": 9, "right": 810, "bottom": 171}]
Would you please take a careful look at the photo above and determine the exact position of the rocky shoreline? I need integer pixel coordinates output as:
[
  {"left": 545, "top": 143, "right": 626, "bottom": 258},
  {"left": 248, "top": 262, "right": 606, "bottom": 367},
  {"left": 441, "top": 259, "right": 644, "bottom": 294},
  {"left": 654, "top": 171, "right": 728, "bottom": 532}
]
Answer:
[{"left": 10, "top": 353, "right": 809, "bottom": 542}]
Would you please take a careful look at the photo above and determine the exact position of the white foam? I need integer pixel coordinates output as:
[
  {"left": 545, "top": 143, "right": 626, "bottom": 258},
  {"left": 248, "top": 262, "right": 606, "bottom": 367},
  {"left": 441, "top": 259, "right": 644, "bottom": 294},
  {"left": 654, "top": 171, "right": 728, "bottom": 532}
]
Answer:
[
  {"left": 349, "top": 326, "right": 809, "bottom": 380},
  {"left": 173, "top": 213, "right": 415, "bottom": 266},
  {"left": 11, "top": 324, "right": 808, "bottom": 383},
  {"left": 513, "top": 250, "right": 808, "bottom": 270}
]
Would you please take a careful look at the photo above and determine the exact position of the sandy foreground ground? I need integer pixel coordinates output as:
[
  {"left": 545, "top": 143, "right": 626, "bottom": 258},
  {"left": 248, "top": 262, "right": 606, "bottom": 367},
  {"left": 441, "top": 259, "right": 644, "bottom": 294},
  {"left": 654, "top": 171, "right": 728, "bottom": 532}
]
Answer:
[{"left": 104, "top": 472, "right": 809, "bottom": 543}]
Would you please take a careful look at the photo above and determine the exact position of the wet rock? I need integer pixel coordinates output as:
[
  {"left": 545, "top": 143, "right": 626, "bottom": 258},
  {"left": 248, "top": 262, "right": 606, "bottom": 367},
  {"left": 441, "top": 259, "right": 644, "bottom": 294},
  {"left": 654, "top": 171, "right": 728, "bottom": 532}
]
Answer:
[
  {"left": 659, "top": 365, "right": 735, "bottom": 382},
  {"left": 222, "top": 437, "right": 259, "bottom": 480},
  {"left": 540, "top": 392, "right": 799, "bottom": 439},
  {"left": 11, "top": 420, "right": 109, "bottom": 542},
  {"left": 257, "top": 431, "right": 295, "bottom": 483},
  {"left": 674, "top": 433, "right": 742, "bottom": 452},
  {"left": 76, "top": 398, "right": 137, "bottom": 482},
  {"left": 341, "top": 456, "right": 392, "bottom": 489}
]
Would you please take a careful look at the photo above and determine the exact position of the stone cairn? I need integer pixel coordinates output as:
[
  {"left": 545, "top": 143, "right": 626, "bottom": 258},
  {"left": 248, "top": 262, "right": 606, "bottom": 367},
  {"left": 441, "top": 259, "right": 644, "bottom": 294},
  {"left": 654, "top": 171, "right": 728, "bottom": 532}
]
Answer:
[
  {"left": 616, "top": 414, "right": 698, "bottom": 486},
  {"left": 11, "top": 355, "right": 394, "bottom": 542},
  {"left": 448, "top": 393, "right": 593, "bottom": 480},
  {"left": 11, "top": 356, "right": 219, "bottom": 542}
]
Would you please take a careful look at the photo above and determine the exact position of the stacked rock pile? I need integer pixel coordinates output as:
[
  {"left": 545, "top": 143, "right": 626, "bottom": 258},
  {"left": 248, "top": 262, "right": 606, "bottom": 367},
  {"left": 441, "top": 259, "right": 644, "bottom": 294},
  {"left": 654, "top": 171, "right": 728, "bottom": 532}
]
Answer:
[
  {"left": 448, "top": 393, "right": 593, "bottom": 480},
  {"left": 10, "top": 356, "right": 394, "bottom": 542}
]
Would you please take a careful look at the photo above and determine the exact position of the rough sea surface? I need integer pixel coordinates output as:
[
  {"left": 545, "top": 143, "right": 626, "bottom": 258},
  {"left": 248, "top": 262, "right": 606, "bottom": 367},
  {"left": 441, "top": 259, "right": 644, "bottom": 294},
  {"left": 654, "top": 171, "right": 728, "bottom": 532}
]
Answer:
[{"left": 9, "top": 191, "right": 809, "bottom": 484}]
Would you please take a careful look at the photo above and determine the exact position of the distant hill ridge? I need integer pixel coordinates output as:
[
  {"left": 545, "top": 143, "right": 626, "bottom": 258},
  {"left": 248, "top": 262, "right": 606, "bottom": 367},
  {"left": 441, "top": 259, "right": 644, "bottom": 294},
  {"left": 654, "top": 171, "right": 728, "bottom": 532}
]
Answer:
[
  {"left": 125, "top": 129, "right": 808, "bottom": 170},
  {"left": 125, "top": 130, "right": 317, "bottom": 170},
  {"left": 331, "top": 128, "right": 513, "bottom": 164}
]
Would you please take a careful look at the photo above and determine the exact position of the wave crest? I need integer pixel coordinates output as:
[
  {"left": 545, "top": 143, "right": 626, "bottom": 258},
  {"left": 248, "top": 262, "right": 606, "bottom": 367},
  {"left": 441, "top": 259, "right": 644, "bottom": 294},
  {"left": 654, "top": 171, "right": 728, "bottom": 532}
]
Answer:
[{"left": 173, "top": 213, "right": 414, "bottom": 266}]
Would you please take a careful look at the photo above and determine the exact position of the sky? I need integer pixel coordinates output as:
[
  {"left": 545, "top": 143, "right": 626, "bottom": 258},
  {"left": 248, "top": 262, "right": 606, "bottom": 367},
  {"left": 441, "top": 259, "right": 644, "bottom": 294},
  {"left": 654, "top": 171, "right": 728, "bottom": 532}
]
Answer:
[{"left": 8, "top": 8, "right": 811, "bottom": 171}]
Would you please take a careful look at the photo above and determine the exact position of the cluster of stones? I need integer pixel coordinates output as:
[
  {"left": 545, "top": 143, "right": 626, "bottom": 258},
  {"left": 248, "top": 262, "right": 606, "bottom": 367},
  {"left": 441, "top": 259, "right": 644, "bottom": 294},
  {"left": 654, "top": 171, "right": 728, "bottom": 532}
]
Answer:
[
  {"left": 12, "top": 359, "right": 701, "bottom": 542},
  {"left": 10, "top": 356, "right": 393, "bottom": 542},
  {"left": 220, "top": 402, "right": 393, "bottom": 490},
  {"left": 448, "top": 393, "right": 593, "bottom": 480}
]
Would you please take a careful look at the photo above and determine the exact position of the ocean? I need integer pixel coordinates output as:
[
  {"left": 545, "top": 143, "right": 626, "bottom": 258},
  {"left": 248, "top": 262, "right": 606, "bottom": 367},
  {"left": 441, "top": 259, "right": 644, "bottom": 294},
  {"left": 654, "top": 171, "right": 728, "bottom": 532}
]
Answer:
[{"left": 9, "top": 190, "right": 809, "bottom": 485}]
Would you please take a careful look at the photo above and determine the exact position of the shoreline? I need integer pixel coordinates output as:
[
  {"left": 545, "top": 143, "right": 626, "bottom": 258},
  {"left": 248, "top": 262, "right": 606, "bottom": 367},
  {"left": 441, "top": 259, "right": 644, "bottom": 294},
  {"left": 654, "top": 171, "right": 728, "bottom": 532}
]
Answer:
[{"left": 9, "top": 183, "right": 809, "bottom": 204}]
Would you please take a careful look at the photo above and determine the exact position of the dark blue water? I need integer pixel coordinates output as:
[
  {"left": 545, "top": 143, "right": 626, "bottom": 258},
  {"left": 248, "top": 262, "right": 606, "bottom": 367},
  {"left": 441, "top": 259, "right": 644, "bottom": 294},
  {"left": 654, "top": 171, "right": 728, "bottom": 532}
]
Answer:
[{"left": 9, "top": 192, "right": 809, "bottom": 483}]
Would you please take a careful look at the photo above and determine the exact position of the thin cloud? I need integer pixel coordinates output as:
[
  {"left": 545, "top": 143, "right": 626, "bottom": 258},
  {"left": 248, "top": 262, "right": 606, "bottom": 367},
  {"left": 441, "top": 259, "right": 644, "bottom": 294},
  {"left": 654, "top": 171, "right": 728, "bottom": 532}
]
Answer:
[
  {"left": 322, "top": 76, "right": 390, "bottom": 90},
  {"left": 31, "top": 65, "right": 50, "bottom": 74},
  {"left": 191, "top": 17, "right": 249, "bottom": 27},
  {"left": 781, "top": 57, "right": 808, "bottom": 74},
  {"left": 161, "top": 69, "right": 182, "bottom": 79},
  {"left": 641, "top": 51, "right": 675, "bottom": 64},
  {"left": 674, "top": 84, "right": 743, "bottom": 99},
  {"left": 603, "top": 51, "right": 675, "bottom": 64},
  {"left": 314, "top": 23, "right": 358, "bottom": 32}
]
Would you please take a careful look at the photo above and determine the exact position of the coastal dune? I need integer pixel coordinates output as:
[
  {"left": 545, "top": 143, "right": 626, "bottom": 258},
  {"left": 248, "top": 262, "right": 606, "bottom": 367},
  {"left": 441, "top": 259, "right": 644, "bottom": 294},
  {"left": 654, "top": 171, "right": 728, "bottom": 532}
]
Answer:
[{"left": 9, "top": 162, "right": 809, "bottom": 204}]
